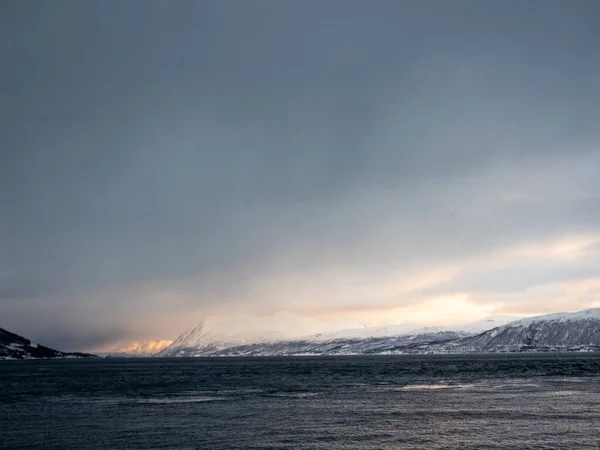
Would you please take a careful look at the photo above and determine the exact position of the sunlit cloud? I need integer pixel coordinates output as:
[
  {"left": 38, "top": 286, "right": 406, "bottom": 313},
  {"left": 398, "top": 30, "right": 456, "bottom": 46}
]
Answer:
[{"left": 92, "top": 340, "right": 174, "bottom": 355}]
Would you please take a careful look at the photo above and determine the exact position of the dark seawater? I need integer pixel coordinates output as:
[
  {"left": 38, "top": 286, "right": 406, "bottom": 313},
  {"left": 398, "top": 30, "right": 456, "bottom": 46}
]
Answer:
[{"left": 2, "top": 354, "right": 600, "bottom": 449}]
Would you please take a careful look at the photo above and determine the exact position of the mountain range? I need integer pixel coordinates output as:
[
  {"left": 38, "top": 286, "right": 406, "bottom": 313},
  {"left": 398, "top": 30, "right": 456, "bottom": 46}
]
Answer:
[
  {"left": 4, "top": 308, "right": 599, "bottom": 359},
  {"left": 157, "top": 309, "right": 600, "bottom": 357}
]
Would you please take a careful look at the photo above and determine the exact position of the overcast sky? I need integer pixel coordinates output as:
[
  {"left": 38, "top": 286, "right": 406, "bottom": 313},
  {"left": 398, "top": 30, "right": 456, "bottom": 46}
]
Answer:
[{"left": 2, "top": 0, "right": 600, "bottom": 351}]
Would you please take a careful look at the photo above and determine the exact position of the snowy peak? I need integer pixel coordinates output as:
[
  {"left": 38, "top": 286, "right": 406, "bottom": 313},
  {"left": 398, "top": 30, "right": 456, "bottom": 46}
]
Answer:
[
  {"left": 299, "top": 315, "right": 522, "bottom": 342},
  {"left": 438, "top": 308, "right": 600, "bottom": 353},
  {"left": 305, "top": 323, "right": 421, "bottom": 342},
  {"left": 447, "top": 315, "right": 524, "bottom": 333},
  {"left": 166, "top": 319, "right": 287, "bottom": 351},
  {"left": 510, "top": 308, "right": 600, "bottom": 327},
  {"left": 158, "top": 313, "right": 366, "bottom": 357}
]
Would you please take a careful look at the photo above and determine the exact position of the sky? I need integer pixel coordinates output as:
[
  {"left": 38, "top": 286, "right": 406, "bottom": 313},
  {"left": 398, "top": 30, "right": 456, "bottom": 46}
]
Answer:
[{"left": 1, "top": 0, "right": 600, "bottom": 351}]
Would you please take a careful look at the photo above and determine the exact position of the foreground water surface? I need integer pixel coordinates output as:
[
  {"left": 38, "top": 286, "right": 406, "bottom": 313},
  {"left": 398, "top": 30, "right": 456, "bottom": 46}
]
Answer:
[{"left": 1, "top": 354, "right": 600, "bottom": 449}]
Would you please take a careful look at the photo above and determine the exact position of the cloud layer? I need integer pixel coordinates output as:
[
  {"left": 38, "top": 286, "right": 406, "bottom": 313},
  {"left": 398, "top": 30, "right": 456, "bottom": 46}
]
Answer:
[{"left": 1, "top": 1, "right": 600, "bottom": 350}]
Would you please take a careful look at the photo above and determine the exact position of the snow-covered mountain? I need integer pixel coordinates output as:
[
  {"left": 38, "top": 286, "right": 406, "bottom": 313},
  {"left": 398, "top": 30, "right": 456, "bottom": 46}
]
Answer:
[
  {"left": 297, "top": 315, "right": 519, "bottom": 343},
  {"left": 0, "top": 327, "right": 96, "bottom": 360},
  {"left": 192, "top": 328, "right": 471, "bottom": 356},
  {"left": 450, "top": 315, "right": 524, "bottom": 334},
  {"left": 433, "top": 308, "right": 600, "bottom": 353},
  {"left": 156, "top": 313, "right": 522, "bottom": 357},
  {"left": 157, "top": 312, "right": 366, "bottom": 357}
]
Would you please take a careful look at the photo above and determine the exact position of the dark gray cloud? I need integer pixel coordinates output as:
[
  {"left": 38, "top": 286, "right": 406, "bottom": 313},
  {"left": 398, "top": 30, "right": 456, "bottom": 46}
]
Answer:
[{"left": 2, "top": 1, "right": 600, "bottom": 349}]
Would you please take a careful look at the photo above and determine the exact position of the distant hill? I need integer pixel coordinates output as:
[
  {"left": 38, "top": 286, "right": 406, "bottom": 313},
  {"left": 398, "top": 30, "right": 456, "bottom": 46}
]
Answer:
[{"left": 0, "top": 327, "right": 97, "bottom": 360}]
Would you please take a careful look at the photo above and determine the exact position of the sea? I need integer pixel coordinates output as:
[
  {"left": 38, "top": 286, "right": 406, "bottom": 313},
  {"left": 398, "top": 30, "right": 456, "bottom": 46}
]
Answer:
[{"left": 1, "top": 354, "right": 600, "bottom": 449}]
